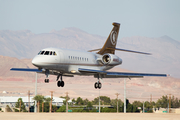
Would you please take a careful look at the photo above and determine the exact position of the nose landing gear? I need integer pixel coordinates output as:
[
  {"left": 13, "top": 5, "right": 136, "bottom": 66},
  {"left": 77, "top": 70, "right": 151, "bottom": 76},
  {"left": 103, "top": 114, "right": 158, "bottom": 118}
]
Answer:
[{"left": 45, "top": 70, "right": 49, "bottom": 83}]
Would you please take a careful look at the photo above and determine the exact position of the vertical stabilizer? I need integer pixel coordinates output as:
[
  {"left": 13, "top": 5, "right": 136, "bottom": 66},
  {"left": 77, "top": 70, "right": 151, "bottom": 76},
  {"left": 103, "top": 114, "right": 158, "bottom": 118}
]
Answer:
[{"left": 98, "top": 22, "right": 120, "bottom": 55}]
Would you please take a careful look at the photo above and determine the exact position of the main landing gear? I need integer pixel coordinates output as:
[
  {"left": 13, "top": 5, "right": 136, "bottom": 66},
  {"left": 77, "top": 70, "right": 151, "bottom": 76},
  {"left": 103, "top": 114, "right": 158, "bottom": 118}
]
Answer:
[
  {"left": 94, "top": 74, "right": 102, "bottom": 89},
  {"left": 94, "top": 82, "right": 102, "bottom": 89},
  {"left": 57, "top": 74, "right": 64, "bottom": 87}
]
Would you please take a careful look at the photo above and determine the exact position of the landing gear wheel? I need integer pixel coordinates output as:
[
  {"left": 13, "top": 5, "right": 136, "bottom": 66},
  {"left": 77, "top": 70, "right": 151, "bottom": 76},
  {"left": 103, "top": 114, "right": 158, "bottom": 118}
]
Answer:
[
  {"left": 94, "top": 82, "right": 102, "bottom": 89},
  {"left": 57, "top": 81, "right": 61, "bottom": 87},
  {"left": 98, "top": 82, "right": 102, "bottom": 89},
  {"left": 45, "top": 79, "right": 49, "bottom": 83},
  {"left": 94, "top": 82, "right": 98, "bottom": 89},
  {"left": 61, "top": 81, "right": 64, "bottom": 87},
  {"left": 57, "top": 81, "right": 65, "bottom": 87}
]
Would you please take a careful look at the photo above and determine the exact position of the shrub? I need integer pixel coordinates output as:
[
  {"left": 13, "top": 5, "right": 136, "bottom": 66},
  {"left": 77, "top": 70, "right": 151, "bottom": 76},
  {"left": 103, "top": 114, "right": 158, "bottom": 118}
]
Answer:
[{"left": 56, "top": 105, "right": 66, "bottom": 112}]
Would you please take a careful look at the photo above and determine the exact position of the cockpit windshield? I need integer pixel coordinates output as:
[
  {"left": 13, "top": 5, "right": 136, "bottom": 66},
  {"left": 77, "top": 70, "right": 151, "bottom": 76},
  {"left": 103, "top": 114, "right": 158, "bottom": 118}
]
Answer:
[
  {"left": 44, "top": 51, "right": 49, "bottom": 55},
  {"left": 38, "top": 51, "right": 41, "bottom": 55},
  {"left": 38, "top": 51, "right": 57, "bottom": 56},
  {"left": 40, "top": 51, "right": 45, "bottom": 55}
]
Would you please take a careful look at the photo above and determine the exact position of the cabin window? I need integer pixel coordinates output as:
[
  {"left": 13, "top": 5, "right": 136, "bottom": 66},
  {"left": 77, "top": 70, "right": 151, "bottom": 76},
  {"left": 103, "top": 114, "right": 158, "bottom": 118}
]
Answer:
[
  {"left": 40, "top": 51, "right": 45, "bottom": 55},
  {"left": 44, "top": 51, "right": 49, "bottom": 55}
]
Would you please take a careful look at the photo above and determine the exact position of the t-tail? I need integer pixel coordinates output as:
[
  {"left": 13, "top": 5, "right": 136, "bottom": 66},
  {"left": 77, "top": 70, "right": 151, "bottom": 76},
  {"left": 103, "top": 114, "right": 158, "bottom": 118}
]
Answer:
[
  {"left": 89, "top": 22, "right": 151, "bottom": 55},
  {"left": 97, "top": 22, "right": 120, "bottom": 55}
]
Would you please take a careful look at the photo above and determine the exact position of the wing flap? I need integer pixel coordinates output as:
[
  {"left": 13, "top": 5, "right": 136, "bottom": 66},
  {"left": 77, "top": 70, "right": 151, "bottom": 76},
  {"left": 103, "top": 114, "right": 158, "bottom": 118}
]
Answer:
[{"left": 78, "top": 68, "right": 107, "bottom": 74}]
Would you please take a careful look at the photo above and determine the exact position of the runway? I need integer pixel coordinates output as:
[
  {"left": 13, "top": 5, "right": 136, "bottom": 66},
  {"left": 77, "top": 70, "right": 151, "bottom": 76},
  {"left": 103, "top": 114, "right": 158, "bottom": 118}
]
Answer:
[{"left": 0, "top": 113, "right": 180, "bottom": 120}]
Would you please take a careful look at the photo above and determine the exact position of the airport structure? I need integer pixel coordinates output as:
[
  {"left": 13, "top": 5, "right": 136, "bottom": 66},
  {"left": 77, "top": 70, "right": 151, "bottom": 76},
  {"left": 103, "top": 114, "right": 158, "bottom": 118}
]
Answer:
[{"left": 0, "top": 96, "right": 72, "bottom": 112}]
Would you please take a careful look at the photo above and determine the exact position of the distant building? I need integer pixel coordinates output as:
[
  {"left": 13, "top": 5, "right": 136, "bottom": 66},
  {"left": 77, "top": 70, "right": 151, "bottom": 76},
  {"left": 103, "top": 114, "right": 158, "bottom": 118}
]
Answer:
[{"left": 0, "top": 96, "right": 72, "bottom": 107}]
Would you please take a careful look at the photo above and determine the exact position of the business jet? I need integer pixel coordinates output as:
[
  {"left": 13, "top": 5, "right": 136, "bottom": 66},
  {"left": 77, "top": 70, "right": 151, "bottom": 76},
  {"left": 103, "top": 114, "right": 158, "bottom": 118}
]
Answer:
[{"left": 11, "top": 22, "right": 167, "bottom": 89}]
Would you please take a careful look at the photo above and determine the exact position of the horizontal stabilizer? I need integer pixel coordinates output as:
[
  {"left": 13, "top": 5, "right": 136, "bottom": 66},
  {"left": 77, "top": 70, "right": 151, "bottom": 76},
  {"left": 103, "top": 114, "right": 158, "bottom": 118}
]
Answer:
[
  {"left": 110, "top": 48, "right": 151, "bottom": 55},
  {"left": 88, "top": 47, "right": 151, "bottom": 55},
  {"left": 10, "top": 68, "right": 42, "bottom": 72}
]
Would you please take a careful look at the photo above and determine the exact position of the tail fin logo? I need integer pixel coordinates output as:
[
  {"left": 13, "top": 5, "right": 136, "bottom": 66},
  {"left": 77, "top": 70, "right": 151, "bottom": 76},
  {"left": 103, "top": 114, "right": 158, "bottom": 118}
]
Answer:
[{"left": 110, "top": 31, "right": 117, "bottom": 45}]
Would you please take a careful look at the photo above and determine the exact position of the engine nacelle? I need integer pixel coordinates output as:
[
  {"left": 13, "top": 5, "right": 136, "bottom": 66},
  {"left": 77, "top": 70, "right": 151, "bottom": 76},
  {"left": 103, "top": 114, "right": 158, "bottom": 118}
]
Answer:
[{"left": 101, "top": 53, "right": 122, "bottom": 65}]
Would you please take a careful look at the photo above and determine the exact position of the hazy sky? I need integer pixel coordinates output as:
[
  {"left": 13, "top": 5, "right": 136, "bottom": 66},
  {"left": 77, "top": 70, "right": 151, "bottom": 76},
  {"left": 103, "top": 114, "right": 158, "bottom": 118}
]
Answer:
[{"left": 0, "top": 0, "right": 180, "bottom": 40}]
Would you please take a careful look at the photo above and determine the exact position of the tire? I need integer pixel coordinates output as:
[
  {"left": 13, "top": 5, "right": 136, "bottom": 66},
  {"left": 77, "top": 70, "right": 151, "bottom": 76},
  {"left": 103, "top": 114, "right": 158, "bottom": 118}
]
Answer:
[
  {"left": 98, "top": 82, "right": 102, "bottom": 89},
  {"left": 57, "top": 81, "right": 61, "bottom": 87},
  {"left": 94, "top": 82, "right": 98, "bottom": 89},
  {"left": 61, "top": 81, "right": 64, "bottom": 87}
]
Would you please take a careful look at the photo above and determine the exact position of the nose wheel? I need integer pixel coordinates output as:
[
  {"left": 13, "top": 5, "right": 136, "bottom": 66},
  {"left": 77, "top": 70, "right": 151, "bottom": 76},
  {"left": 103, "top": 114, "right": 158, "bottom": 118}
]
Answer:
[{"left": 45, "top": 79, "right": 49, "bottom": 83}]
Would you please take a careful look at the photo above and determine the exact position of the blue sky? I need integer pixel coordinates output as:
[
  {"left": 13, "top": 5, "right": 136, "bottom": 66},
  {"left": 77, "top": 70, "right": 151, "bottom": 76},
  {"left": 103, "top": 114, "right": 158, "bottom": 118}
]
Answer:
[{"left": 0, "top": 0, "right": 180, "bottom": 40}]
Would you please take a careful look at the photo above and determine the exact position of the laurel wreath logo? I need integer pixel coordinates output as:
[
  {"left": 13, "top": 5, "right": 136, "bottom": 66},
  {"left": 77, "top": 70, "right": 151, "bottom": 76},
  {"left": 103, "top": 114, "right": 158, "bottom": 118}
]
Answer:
[{"left": 110, "top": 31, "right": 117, "bottom": 45}]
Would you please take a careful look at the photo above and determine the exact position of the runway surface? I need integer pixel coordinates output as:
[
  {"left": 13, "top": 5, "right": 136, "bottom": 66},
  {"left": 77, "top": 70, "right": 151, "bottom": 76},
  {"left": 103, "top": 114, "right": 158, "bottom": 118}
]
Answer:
[{"left": 0, "top": 113, "right": 180, "bottom": 120}]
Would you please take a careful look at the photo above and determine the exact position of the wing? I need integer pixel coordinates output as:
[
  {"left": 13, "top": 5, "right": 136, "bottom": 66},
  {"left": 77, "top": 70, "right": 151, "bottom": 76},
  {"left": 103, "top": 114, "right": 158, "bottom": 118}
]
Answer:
[
  {"left": 10, "top": 68, "right": 42, "bottom": 72},
  {"left": 78, "top": 68, "right": 167, "bottom": 78},
  {"left": 10, "top": 68, "right": 74, "bottom": 77}
]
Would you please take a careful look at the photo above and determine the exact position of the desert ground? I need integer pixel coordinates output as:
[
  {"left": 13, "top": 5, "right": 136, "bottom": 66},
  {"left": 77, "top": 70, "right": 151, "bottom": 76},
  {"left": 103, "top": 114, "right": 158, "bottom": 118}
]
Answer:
[{"left": 0, "top": 113, "right": 180, "bottom": 120}]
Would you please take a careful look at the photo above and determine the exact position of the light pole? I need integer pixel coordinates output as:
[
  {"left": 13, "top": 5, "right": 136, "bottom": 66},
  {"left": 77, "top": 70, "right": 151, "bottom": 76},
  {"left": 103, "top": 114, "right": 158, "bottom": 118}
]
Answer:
[
  {"left": 143, "top": 101, "right": 144, "bottom": 113},
  {"left": 115, "top": 93, "right": 120, "bottom": 113},
  {"left": 124, "top": 78, "right": 126, "bottom": 113},
  {"left": 99, "top": 89, "right": 100, "bottom": 113},
  {"left": 34, "top": 72, "right": 37, "bottom": 113}
]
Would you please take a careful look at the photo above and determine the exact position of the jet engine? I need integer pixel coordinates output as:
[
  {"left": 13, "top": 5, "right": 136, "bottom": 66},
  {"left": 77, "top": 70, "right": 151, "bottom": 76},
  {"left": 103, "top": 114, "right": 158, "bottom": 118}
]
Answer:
[{"left": 101, "top": 53, "right": 122, "bottom": 65}]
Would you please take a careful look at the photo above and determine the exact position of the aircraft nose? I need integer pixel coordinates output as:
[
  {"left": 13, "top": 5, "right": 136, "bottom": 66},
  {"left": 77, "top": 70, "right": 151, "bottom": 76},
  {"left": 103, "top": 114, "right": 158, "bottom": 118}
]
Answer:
[{"left": 32, "top": 57, "right": 40, "bottom": 67}]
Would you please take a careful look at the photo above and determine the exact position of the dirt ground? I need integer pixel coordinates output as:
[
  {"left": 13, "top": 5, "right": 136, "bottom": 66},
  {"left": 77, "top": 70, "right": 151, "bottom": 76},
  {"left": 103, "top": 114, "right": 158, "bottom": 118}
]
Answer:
[{"left": 0, "top": 113, "right": 180, "bottom": 120}]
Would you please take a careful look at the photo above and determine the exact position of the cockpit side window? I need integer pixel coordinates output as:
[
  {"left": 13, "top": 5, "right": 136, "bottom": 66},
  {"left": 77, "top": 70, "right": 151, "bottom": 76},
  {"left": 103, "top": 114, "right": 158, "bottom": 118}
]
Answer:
[
  {"left": 44, "top": 51, "right": 49, "bottom": 55},
  {"left": 38, "top": 51, "right": 42, "bottom": 55},
  {"left": 50, "top": 51, "right": 52, "bottom": 55},
  {"left": 53, "top": 52, "right": 57, "bottom": 55},
  {"left": 40, "top": 51, "right": 45, "bottom": 55}
]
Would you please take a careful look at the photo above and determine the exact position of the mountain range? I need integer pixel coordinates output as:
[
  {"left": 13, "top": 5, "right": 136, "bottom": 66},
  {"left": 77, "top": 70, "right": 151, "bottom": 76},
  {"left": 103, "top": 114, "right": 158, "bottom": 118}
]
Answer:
[
  {"left": 0, "top": 28, "right": 180, "bottom": 78},
  {"left": 0, "top": 28, "right": 180, "bottom": 101}
]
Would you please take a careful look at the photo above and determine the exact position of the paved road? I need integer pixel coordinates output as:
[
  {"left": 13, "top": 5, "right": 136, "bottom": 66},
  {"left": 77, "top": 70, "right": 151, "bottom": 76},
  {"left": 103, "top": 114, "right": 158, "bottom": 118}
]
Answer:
[{"left": 0, "top": 113, "right": 180, "bottom": 120}]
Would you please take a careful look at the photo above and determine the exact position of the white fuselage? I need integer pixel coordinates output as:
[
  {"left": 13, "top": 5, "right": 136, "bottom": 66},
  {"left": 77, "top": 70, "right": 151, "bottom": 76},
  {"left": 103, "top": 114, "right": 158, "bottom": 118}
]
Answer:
[{"left": 32, "top": 48, "right": 122, "bottom": 76}]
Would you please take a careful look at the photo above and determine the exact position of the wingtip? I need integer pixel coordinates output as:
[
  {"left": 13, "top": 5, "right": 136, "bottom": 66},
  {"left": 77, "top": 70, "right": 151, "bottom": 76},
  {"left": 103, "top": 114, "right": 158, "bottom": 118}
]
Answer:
[{"left": 167, "top": 74, "right": 171, "bottom": 77}]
